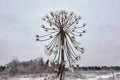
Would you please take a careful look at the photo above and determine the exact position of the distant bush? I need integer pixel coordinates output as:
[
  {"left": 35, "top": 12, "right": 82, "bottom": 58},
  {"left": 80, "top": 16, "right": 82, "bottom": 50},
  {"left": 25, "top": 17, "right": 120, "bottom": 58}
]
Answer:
[{"left": 2, "top": 57, "right": 56, "bottom": 76}]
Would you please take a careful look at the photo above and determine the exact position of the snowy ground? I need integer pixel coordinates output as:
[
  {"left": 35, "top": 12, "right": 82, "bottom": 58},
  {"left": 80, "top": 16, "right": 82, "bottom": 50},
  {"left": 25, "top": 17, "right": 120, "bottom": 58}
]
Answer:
[{"left": 0, "top": 71, "right": 120, "bottom": 80}]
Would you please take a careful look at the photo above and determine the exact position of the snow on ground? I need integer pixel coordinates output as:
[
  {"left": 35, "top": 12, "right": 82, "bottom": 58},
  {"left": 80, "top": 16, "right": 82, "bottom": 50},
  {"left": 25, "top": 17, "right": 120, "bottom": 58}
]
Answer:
[
  {"left": 0, "top": 71, "right": 120, "bottom": 80},
  {"left": 0, "top": 77, "right": 82, "bottom": 80}
]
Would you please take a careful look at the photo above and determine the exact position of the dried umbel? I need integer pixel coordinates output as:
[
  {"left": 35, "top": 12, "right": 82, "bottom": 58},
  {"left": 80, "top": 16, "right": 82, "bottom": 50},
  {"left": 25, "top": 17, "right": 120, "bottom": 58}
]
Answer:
[{"left": 36, "top": 10, "right": 86, "bottom": 69}]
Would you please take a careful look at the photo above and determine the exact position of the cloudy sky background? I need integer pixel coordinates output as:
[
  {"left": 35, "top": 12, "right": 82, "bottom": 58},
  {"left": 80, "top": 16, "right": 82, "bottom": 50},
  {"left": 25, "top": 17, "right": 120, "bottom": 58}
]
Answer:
[{"left": 0, "top": 0, "right": 120, "bottom": 66}]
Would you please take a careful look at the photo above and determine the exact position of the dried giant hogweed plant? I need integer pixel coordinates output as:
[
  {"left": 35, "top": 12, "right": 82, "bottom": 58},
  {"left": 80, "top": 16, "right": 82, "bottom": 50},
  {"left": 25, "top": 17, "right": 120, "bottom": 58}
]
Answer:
[{"left": 36, "top": 10, "right": 86, "bottom": 79}]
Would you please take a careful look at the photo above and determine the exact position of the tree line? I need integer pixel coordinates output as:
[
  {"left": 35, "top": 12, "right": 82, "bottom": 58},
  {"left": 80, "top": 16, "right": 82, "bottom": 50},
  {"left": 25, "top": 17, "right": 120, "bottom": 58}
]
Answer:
[
  {"left": 75, "top": 66, "right": 120, "bottom": 71},
  {"left": 0, "top": 57, "right": 120, "bottom": 76}
]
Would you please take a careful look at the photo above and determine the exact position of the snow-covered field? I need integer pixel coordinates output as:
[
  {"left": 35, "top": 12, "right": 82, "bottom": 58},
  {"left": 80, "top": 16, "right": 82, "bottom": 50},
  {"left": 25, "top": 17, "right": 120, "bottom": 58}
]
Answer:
[{"left": 0, "top": 71, "right": 120, "bottom": 80}]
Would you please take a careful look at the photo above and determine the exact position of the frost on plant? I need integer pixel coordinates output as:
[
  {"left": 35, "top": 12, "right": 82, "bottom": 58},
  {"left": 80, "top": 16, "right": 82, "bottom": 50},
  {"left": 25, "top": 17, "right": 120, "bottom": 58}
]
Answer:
[{"left": 36, "top": 10, "right": 86, "bottom": 79}]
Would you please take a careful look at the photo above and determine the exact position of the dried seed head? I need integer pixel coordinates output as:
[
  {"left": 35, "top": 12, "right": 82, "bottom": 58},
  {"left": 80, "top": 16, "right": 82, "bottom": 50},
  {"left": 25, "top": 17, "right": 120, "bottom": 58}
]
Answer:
[
  {"left": 36, "top": 35, "right": 39, "bottom": 37},
  {"left": 79, "top": 34, "right": 82, "bottom": 36},
  {"left": 41, "top": 25, "right": 45, "bottom": 28},
  {"left": 83, "top": 30, "right": 86, "bottom": 33},
  {"left": 83, "top": 23, "right": 86, "bottom": 27},
  {"left": 36, "top": 38, "right": 39, "bottom": 41}
]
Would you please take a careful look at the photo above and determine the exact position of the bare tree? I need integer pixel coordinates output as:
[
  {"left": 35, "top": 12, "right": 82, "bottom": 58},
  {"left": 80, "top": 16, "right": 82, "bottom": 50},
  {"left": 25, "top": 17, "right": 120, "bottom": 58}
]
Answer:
[{"left": 7, "top": 58, "right": 20, "bottom": 76}]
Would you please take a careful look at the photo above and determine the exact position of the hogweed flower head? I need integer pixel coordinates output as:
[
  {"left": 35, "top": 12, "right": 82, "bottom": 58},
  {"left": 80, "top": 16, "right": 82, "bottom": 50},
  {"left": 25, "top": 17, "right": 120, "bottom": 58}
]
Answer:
[{"left": 36, "top": 10, "right": 86, "bottom": 67}]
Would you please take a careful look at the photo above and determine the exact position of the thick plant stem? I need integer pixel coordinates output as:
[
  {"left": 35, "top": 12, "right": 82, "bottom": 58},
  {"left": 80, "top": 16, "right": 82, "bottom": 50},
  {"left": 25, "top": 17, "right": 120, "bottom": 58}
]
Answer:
[
  {"left": 59, "top": 28, "right": 65, "bottom": 80},
  {"left": 59, "top": 52, "right": 65, "bottom": 80}
]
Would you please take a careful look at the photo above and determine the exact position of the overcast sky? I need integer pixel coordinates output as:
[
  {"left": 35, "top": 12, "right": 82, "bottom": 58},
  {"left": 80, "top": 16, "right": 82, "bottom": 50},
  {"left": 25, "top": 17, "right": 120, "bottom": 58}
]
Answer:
[{"left": 0, "top": 0, "right": 120, "bottom": 66}]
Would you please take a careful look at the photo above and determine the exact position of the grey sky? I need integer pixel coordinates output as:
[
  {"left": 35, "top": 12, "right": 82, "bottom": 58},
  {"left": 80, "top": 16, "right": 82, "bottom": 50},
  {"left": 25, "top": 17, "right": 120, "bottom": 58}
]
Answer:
[{"left": 0, "top": 0, "right": 120, "bottom": 66}]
